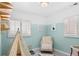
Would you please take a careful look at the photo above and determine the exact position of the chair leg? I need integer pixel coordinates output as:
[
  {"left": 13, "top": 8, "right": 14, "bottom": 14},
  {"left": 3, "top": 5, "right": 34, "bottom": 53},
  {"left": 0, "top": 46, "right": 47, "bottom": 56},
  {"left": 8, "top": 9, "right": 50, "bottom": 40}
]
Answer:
[
  {"left": 70, "top": 48, "right": 73, "bottom": 56},
  {"left": 78, "top": 51, "right": 79, "bottom": 56}
]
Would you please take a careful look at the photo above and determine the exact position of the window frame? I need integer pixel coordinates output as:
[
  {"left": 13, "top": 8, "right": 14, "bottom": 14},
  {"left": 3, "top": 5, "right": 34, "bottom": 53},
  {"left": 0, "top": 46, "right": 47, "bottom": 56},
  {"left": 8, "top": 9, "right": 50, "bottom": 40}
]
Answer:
[
  {"left": 8, "top": 20, "right": 31, "bottom": 37},
  {"left": 64, "top": 15, "right": 79, "bottom": 38}
]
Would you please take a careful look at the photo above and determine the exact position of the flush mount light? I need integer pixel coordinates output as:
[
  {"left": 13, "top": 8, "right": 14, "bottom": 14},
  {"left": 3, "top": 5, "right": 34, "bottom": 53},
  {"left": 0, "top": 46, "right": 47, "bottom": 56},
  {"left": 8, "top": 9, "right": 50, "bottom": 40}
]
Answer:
[{"left": 40, "top": 2, "right": 48, "bottom": 8}]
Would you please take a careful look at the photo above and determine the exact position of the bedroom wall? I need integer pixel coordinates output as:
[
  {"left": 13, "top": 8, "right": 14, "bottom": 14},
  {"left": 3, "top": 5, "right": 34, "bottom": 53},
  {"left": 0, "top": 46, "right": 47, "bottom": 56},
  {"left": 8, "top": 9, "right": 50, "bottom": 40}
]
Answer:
[
  {"left": 10, "top": 10, "right": 46, "bottom": 24},
  {"left": 1, "top": 11, "right": 48, "bottom": 55},
  {"left": 47, "top": 5, "right": 79, "bottom": 53},
  {"left": 1, "top": 24, "right": 48, "bottom": 56},
  {"left": 0, "top": 31, "right": 1, "bottom": 56},
  {"left": 1, "top": 31, "right": 9, "bottom": 56},
  {"left": 48, "top": 23, "right": 79, "bottom": 54}
]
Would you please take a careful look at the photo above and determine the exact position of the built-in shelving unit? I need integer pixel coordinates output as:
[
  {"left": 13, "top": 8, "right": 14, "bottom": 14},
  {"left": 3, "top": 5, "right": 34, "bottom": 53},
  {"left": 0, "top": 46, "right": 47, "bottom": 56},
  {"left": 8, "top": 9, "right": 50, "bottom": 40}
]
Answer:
[
  {"left": 0, "top": 2, "right": 13, "bottom": 9},
  {"left": 0, "top": 2, "right": 13, "bottom": 31}
]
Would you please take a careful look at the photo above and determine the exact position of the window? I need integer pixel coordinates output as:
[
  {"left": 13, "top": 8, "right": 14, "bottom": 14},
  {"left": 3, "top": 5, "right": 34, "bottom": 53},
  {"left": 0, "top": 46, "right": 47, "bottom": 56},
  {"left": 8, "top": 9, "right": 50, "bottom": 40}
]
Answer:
[
  {"left": 9, "top": 20, "right": 20, "bottom": 37},
  {"left": 9, "top": 20, "right": 31, "bottom": 37},
  {"left": 22, "top": 21, "right": 31, "bottom": 36},
  {"left": 64, "top": 16, "right": 79, "bottom": 37}
]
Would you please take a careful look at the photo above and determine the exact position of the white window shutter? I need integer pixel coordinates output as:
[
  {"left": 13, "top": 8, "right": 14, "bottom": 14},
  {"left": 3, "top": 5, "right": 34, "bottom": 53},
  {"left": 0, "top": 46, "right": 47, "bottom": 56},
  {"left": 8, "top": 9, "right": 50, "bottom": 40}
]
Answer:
[
  {"left": 22, "top": 21, "right": 31, "bottom": 36},
  {"left": 9, "top": 20, "right": 31, "bottom": 37},
  {"left": 64, "top": 16, "right": 79, "bottom": 37},
  {"left": 9, "top": 20, "right": 20, "bottom": 37}
]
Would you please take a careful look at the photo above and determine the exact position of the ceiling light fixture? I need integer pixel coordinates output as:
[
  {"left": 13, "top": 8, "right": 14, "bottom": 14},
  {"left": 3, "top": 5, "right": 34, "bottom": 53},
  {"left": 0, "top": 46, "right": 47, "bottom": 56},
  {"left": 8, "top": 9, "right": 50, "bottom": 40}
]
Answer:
[{"left": 40, "top": 2, "right": 48, "bottom": 8}]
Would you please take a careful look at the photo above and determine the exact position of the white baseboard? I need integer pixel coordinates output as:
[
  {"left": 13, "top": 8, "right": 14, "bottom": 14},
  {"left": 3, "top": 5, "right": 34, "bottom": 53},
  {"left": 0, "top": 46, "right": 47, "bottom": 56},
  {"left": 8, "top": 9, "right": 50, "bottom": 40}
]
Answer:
[
  {"left": 54, "top": 49, "right": 70, "bottom": 56},
  {"left": 32, "top": 48, "right": 70, "bottom": 56}
]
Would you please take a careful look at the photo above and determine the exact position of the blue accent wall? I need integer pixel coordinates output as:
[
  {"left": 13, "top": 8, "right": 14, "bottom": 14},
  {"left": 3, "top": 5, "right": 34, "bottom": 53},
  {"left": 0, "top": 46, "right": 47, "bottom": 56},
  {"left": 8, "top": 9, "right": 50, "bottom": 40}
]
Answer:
[
  {"left": 1, "top": 31, "right": 10, "bottom": 56},
  {"left": 48, "top": 23, "right": 79, "bottom": 53},
  {"left": 1, "top": 24, "right": 47, "bottom": 56},
  {"left": 1, "top": 23, "right": 79, "bottom": 56},
  {"left": 0, "top": 32, "right": 1, "bottom": 56}
]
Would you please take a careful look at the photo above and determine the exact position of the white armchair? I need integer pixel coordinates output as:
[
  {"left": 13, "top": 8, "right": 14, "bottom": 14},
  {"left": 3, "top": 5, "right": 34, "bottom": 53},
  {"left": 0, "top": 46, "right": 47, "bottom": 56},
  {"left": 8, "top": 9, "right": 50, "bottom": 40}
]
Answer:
[
  {"left": 40, "top": 36, "right": 54, "bottom": 53},
  {"left": 70, "top": 45, "right": 79, "bottom": 56}
]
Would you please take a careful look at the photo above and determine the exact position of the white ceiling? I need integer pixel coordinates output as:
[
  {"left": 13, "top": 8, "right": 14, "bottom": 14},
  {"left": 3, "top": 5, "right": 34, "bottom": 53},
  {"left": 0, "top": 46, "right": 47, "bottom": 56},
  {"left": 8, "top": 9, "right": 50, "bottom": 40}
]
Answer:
[{"left": 12, "top": 2, "right": 75, "bottom": 17}]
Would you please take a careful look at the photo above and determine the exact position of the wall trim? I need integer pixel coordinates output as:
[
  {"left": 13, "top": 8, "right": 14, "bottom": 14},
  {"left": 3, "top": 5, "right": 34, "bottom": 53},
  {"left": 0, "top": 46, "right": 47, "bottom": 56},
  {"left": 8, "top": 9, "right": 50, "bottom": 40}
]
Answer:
[
  {"left": 54, "top": 49, "right": 70, "bottom": 56},
  {"left": 32, "top": 48, "right": 70, "bottom": 56}
]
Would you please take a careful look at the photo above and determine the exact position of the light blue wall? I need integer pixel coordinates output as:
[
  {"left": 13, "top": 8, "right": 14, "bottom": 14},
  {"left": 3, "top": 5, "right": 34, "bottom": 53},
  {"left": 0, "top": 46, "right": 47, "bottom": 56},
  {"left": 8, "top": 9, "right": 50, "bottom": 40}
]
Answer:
[
  {"left": 1, "top": 23, "right": 79, "bottom": 56},
  {"left": 1, "top": 24, "right": 47, "bottom": 56},
  {"left": 48, "top": 23, "right": 79, "bottom": 53},
  {"left": 1, "top": 31, "right": 10, "bottom": 56},
  {"left": 0, "top": 31, "right": 1, "bottom": 56}
]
